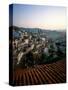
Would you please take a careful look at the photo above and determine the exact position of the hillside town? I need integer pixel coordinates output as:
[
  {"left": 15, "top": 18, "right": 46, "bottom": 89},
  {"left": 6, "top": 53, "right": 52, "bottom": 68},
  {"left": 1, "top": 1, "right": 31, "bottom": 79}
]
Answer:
[{"left": 11, "top": 27, "right": 66, "bottom": 69}]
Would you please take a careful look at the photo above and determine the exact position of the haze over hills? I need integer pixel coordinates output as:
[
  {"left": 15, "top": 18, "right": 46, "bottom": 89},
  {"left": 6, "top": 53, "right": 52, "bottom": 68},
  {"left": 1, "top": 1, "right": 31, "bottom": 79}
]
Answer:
[{"left": 9, "top": 26, "right": 66, "bottom": 41}]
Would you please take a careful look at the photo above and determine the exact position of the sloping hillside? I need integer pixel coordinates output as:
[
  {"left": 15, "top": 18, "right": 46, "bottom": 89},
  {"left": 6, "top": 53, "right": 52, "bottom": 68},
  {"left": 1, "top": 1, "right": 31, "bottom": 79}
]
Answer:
[{"left": 13, "top": 59, "right": 66, "bottom": 86}]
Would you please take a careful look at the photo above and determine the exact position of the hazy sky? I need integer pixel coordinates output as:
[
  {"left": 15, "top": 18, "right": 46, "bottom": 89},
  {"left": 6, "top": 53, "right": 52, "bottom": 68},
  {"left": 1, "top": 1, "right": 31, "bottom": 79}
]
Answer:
[{"left": 10, "top": 4, "right": 66, "bottom": 30}]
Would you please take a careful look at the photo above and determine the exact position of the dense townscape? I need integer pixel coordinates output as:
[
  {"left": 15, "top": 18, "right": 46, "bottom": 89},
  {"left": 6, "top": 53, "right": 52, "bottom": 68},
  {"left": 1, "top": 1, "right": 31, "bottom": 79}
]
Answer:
[{"left": 10, "top": 26, "right": 66, "bottom": 69}]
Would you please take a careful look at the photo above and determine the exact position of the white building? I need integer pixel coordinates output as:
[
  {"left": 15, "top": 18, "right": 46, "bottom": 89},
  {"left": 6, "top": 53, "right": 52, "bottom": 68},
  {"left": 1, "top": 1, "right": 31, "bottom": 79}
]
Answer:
[
  {"left": 25, "top": 39, "right": 29, "bottom": 44},
  {"left": 44, "top": 47, "right": 49, "bottom": 56},
  {"left": 41, "top": 37, "right": 46, "bottom": 41},
  {"left": 17, "top": 52, "right": 24, "bottom": 64}
]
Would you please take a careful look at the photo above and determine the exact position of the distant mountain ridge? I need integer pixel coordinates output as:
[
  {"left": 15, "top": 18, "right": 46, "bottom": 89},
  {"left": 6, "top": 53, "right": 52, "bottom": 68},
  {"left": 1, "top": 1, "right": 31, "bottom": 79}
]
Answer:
[
  {"left": 9, "top": 26, "right": 66, "bottom": 40},
  {"left": 9, "top": 26, "right": 66, "bottom": 32}
]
